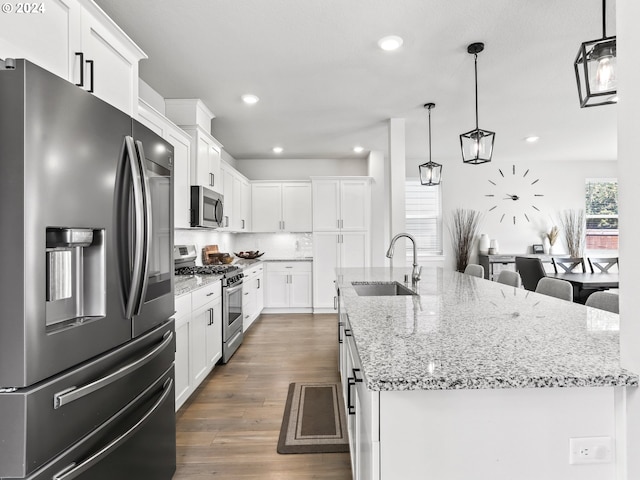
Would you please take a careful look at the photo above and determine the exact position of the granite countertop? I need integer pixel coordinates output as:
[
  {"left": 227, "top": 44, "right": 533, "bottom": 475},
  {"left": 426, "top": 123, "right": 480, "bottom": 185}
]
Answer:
[
  {"left": 174, "top": 273, "right": 223, "bottom": 296},
  {"left": 337, "top": 267, "right": 638, "bottom": 392},
  {"left": 261, "top": 257, "right": 313, "bottom": 262}
]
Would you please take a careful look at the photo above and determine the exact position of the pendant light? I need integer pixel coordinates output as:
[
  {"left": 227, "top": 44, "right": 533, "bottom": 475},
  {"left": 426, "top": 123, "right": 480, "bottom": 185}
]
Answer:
[
  {"left": 574, "top": 0, "right": 617, "bottom": 107},
  {"left": 460, "top": 42, "right": 495, "bottom": 165},
  {"left": 419, "top": 103, "right": 442, "bottom": 186}
]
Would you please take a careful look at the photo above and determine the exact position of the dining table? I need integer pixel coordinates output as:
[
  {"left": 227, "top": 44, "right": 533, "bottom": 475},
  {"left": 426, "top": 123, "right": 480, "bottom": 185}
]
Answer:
[{"left": 547, "top": 272, "right": 619, "bottom": 302}]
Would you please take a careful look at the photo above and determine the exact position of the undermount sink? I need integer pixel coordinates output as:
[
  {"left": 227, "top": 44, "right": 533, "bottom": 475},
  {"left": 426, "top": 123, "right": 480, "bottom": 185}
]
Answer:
[{"left": 352, "top": 281, "right": 417, "bottom": 296}]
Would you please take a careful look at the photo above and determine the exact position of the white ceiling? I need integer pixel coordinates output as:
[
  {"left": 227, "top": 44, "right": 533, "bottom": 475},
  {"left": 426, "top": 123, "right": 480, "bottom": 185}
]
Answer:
[{"left": 95, "top": 0, "right": 617, "bottom": 165}]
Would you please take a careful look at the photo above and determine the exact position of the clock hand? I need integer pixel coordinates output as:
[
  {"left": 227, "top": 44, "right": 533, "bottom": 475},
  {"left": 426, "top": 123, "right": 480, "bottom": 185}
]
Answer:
[{"left": 505, "top": 194, "right": 520, "bottom": 200}]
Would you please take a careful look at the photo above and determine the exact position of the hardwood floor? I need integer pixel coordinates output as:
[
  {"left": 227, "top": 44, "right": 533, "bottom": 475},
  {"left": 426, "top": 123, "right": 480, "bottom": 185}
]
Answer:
[{"left": 174, "top": 313, "right": 353, "bottom": 479}]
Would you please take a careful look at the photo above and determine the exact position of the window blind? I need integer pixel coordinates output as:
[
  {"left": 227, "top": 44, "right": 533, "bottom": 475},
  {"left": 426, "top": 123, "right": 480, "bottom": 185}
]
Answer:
[{"left": 405, "top": 178, "right": 442, "bottom": 257}]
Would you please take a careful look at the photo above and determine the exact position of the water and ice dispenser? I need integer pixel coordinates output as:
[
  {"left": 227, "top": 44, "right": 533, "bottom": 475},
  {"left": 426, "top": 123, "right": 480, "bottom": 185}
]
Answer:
[{"left": 45, "top": 227, "right": 106, "bottom": 327}]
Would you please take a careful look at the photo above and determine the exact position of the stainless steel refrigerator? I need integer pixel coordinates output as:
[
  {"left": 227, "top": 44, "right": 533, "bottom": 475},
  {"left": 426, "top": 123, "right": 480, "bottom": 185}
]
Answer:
[{"left": 0, "top": 59, "right": 176, "bottom": 479}]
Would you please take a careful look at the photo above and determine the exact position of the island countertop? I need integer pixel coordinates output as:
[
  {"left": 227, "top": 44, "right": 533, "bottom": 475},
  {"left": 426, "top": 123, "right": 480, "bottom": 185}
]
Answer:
[{"left": 337, "top": 267, "right": 638, "bottom": 391}]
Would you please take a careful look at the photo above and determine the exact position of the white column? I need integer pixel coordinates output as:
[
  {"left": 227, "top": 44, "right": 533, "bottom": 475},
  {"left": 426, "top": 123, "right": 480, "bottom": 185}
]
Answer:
[
  {"left": 617, "top": 1, "right": 640, "bottom": 479},
  {"left": 388, "top": 118, "right": 406, "bottom": 267},
  {"left": 367, "top": 150, "right": 388, "bottom": 267}
]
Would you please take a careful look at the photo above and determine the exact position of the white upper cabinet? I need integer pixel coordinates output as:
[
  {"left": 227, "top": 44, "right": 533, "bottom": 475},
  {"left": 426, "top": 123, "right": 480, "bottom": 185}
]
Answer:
[
  {"left": 138, "top": 99, "right": 192, "bottom": 229},
  {"left": 180, "top": 126, "right": 222, "bottom": 194},
  {"left": 252, "top": 182, "right": 312, "bottom": 232},
  {"left": 0, "top": 0, "right": 146, "bottom": 115},
  {"left": 220, "top": 161, "right": 250, "bottom": 231},
  {"left": 312, "top": 178, "right": 371, "bottom": 231},
  {"left": 165, "top": 99, "right": 222, "bottom": 195}
]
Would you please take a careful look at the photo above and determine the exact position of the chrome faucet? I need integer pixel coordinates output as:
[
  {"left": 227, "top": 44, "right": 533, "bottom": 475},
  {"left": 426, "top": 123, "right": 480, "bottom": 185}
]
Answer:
[{"left": 386, "top": 233, "right": 422, "bottom": 286}]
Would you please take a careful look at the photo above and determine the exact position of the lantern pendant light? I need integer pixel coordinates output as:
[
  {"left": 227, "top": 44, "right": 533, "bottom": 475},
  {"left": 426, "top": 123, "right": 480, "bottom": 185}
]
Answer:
[
  {"left": 460, "top": 42, "right": 495, "bottom": 165},
  {"left": 419, "top": 103, "right": 442, "bottom": 186},
  {"left": 574, "top": 0, "right": 617, "bottom": 108}
]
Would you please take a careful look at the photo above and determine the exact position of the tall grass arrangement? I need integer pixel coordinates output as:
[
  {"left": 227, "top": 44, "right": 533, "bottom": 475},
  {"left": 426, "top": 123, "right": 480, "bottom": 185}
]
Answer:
[
  {"left": 560, "top": 209, "right": 585, "bottom": 257},
  {"left": 449, "top": 208, "right": 482, "bottom": 272}
]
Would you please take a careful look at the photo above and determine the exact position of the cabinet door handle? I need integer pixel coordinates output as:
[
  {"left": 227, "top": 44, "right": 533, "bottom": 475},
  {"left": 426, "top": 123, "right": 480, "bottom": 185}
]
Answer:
[
  {"left": 337, "top": 219, "right": 340, "bottom": 229},
  {"left": 210, "top": 173, "right": 214, "bottom": 187},
  {"left": 209, "top": 308, "right": 214, "bottom": 326},
  {"left": 75, "top": 52, "right": 84, "bottom": 87},
  {"left": 344, "top": 328, "right": 352, "bottom": 337},
  {"left": 347, "top": 377, "right": 356, "bottom": 415},
  {"left": 352, "top": 368, "right": 363, "bottom": 383},
  {"left": 282, "top": 220, "right": 285, "bottom": 230},
  {"left": 334, "top": 296, "right": 337, "bottom": 310},
  {"left": 257, "top": 279, "right": 260, "bottom": 289},
  {"left": 340, "top": 219, "right": 344, "bottom": 229},
  {"left": 242, "top": 219, "right": 245, "bottom": 229},
  {"left": 86, "top": 59, "right": 94, "bottom": 93}
]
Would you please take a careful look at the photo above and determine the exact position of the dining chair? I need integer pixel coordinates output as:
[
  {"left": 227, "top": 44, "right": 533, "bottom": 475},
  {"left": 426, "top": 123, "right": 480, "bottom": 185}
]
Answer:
[
  {"left": 585, "top": 291, "right": 619, "bottom": 313},
  {"left": 551, "top": 257, "right": 586, "bottom": 273},
  {"left": 496, "top": 270, "right": 522, "bottom": 288},
  {"left": 535, "top": 277, "right": 573, "bottom": 302},
  {"left": 463, "top": 264, "right": 484, "bottom": 278},
  {"left": 514, "top": 256, "right": 546, "bottom": 291},
  {"left": 588, "top": 257, "right": 619, "bottom": 273}
]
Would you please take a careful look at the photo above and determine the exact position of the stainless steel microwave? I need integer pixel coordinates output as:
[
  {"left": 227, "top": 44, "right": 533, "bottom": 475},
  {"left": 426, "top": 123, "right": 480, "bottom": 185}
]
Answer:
[{"left": 190, "top": 185, "right": 224, "bottom": 228}]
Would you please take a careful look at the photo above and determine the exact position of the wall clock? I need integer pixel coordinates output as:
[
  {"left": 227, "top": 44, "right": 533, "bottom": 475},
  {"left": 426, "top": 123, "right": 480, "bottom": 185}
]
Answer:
[{"left": 485, "top": 164, "right": 544, "bottom": 224}]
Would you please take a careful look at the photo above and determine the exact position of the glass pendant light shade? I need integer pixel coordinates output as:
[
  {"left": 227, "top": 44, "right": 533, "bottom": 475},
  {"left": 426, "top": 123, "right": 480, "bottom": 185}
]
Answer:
[
  {"left": 419, "top": 103, "right": 442, "bottom": 186},
  {"left": 574, "top": 0, "right": 617, "bottom": 107},
  {"left": 460, "top": 128, "right": 495, "bottom": 165},
  {"left": 460, "top": 42, "right": 494, "bottom": 164}
]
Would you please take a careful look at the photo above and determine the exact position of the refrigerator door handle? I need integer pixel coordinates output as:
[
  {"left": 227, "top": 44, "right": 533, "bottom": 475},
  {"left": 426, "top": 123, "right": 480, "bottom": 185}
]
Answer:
[
  {"left": 52, "top": 378, "right": 174, "bottom": 480},
  {"left": 123, "top": 136, "right": 146, "bottom": 320},
  {"left": 53, "top": 331, "right": 173, "bottom": 409},
  {"left": 133, "top": 140, "right": 153, "bottom": 316}
]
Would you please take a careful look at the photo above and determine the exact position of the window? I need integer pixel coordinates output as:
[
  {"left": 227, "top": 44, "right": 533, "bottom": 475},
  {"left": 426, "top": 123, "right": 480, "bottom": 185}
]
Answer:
[
  {"left": 585, "top": 178, "right": 618, "bottom": 250},
  {"left": 405, "top": 178, "right": 442, "bottom": 260}
]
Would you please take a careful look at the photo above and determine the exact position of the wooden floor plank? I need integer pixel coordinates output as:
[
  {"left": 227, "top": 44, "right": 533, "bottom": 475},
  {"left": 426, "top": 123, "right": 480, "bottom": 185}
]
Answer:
[{"left": 174, "top": 313, "right": 352, "bottom": 480}]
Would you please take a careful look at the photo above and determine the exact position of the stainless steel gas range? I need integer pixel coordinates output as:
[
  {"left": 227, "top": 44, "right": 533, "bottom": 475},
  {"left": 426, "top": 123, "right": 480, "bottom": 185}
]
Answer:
[{"left": 174, "top": 245, "right": 244, "bottom": 363}]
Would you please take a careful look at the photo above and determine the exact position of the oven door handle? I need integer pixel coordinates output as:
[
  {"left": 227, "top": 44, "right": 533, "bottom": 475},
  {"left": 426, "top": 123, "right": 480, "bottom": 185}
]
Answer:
[
  {"left": 53, "top": 331, "right": 173, "bottom": 409},
  {"left": 225, "top": 282, "right": 244, "bottom": 295},
  {"left": 52, "top": 378, "right": 173, "bottom": 480}
]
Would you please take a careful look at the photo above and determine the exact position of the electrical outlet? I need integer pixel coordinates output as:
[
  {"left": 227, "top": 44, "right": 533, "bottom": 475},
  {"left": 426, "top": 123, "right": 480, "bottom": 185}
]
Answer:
[{"left": 569, "top": 437, "right": 613, "bottom": 465}]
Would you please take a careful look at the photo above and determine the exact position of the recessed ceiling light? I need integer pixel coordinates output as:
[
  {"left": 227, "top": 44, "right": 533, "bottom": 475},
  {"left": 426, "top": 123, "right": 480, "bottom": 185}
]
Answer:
[
  {"left": 272, "top": 146, "right": 283, "bottom": 154},
  {"left": 377, "top": 35, "right": 403, "bottom": 51},
  {"left": 241, "top": 94, "right": 259, "bottom": 105},
  {"left": 525, "top": 136, "right": 540, "bottom": 143},
  {"left": 353, "top": 146, "right": 364, "bottom": 153}
]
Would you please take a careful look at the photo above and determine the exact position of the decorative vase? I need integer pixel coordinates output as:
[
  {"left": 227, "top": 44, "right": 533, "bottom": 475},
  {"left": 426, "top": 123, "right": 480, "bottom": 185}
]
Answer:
[
  {"left": 489, "top": 239, "right": 499, "bottom": 254},
  {"left": 478, "top": 234, "right": 490, "bottom": 255},
  {"left": 543, "top": 237, "right": 550, "bottom": 254},
  {"left": 549, "top": 244, "right": 557, "bottom": 255}
]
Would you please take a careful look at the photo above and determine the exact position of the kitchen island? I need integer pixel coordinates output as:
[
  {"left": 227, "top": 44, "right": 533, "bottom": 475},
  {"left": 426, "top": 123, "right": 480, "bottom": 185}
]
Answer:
[{"left": 336, "top": 267, "right": 637, "bottom": 480}]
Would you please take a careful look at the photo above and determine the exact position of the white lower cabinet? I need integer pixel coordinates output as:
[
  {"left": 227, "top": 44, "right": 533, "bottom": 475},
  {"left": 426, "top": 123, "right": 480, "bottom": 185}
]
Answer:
[
  {"left": 340, "top": 313, "right": 380, "bottom": 480},
  {"left": 313, "top": 231, "right": 369, "bottom": 311},
  {"left": 174, "top": 280, "right": 222, "bottom": 411},
  {"left": 174, "top": 293, "right": 192, "bottom": 411},
  {"left": 263, "top": 262, "right": 313, "bottom": 312},
  {"left": 242, "top": 263, "right": 264, "bottom": 332}
]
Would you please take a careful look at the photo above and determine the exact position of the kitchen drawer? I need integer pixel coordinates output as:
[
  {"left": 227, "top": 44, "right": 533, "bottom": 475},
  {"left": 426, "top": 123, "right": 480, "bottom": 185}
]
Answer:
[
  {"left": 174, "top": 293, "right": 191, "bottom": 320},
  {"left": 266, "top": 261, "right": 312, "bottom": 273},
  {"left": 244, "top": 263, "right": 264, "bottom": 279},
  {"left": 191, "top": 280, "right": 222, "bottom": 311}
]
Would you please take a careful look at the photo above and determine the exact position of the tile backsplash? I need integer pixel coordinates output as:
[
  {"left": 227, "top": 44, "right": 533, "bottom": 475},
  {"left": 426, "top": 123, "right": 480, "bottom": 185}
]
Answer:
[
  {"left": 174, "top": 230, "right": 313, "bottom": 263},
  {"left": 233, "top": 233, "right": 313, "bottom": 259}
]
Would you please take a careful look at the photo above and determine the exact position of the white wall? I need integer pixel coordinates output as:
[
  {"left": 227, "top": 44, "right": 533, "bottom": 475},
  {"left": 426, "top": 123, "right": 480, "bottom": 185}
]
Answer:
[
  {"left": 617, "top": 1, "right": 640, "bottom": 479},
  {"left": 174, "top": 229, "right": 235, "bottom": 265},
  {"left": 235, "top": 157, "right": 367, "bottom": 180},
  {"left": 404, "top": 157, "right": 617, "bottom": 270}
]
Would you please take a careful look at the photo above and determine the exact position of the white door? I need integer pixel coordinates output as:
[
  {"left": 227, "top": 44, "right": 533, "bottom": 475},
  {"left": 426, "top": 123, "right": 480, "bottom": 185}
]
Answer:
[
  {"left": 282, "top": 183, "right": 312, "bottom": 232},
  {"left": 265, "top": 270, "right": 290, "bottom": 308},
  {"left": 340, "top": 180, "right": 370, "bottom": 231},
  {"left": 166, "top": 125, "right": 192, "bottom": 228},
  {"left": 313, "top": 232, "right": 339, "bottom": 309},
  {"left": 205, "top": 297, "right": 222, "bottom": 367},
  {"left": 341, "top": 232, "right": 369, "bottom": 268},
  {"left": 312, "top": 180, "right": 340, "bottom": 231},
  {"left": 290, "top": 270, "right": 313, "bottom": 308},
  {"left": 0, "top": 0, "right": 81, "bottom": 82},
  {"left": 252, "top": 183, "right": 282, "bottom": 232},
  {"left": 80, "top": 9, "right": 139, "bottom": 114}
]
